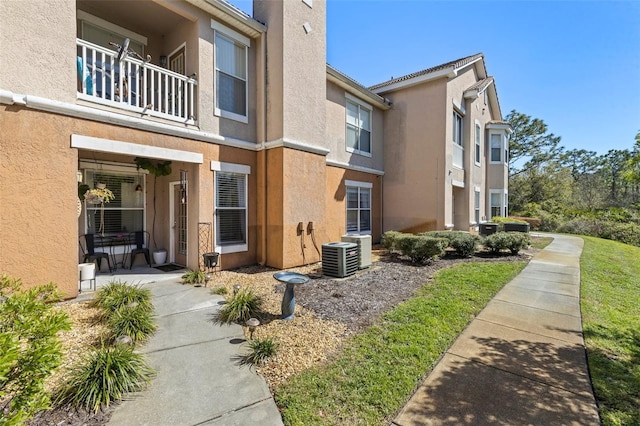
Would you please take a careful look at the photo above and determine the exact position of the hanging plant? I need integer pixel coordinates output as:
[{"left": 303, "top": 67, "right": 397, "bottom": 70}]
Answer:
[{"left": 84, "top": 186, "right": 115, "bottom": 204}]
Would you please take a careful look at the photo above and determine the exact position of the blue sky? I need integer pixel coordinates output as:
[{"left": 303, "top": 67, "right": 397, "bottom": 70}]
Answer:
[{"left": 231, "top": 0, "right": 640, "bottom": 155}]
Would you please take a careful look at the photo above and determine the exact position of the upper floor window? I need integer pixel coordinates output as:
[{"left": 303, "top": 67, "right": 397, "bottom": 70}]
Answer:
[
  {"left": 452, "top": 111, "right": 464, "bottom": 168},
  {"left": 345, "top": 180, "right": 372, "bottom": 234},
  {"left": 212, "top": 161, "right": 250, "bottom": 253},
  {"left": 490, "top": 134, "right": 502, "bottom": 163},
  {"left": 212, "top": 21, "right": 249, "bottom": 123},
  {"left": 475, "top": 123, "right": 481, "bottom": 165},
  {"left": 346, "top": 96, "right": 372, "bottom": 156}
]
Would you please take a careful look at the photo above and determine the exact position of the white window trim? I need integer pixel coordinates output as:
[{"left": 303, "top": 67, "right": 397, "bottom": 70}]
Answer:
[
  {"left": 212, "top": 20, "right": 250, "bottom": 124},
  {"left": 345, "top": 94, "right": 373, "bottom": 158},
  {"left": 489, "top": 189, "right": 508, "bottom": 219},
  {"left": 473, "top": 186, "right": 481, "bottom": 226},
  {"left": 78, "top": 10, "right": 148, "bottom": 46},
  {"left": 345, "top": 180, "right": 372, "bottom": 235},
  {"left": 211, "top": 161, "right": 251, "bottom": 254},
  {"left": 489, "top": 133, "right": 503, "bottom": 164},
  {"left": 474, "top": 120, "right": 482, "bottom": 167}
]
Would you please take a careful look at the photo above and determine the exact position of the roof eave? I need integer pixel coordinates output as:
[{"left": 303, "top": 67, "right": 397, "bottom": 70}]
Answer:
[
  {"left": 186, "top": 0, "right": 266, "bottom": 37},
  {"left": 371, "top": 67, "right": 456, "bottom": 94},
  {"left": 327, "top": 66, "right": 391, "bottom": 110}
]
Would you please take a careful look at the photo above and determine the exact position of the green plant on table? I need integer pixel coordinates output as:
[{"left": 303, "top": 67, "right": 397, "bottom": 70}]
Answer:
[{"left": 56, "top": 345, "right": 155, "bottom": 413}]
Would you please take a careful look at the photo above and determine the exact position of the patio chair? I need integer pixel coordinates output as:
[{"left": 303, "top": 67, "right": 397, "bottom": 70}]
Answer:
[
  {"left": 129, "top": 230, "right": 152, "bottom": 268},
  {"left": 80, "top": 233, "right": 112, "bottom": 273}
]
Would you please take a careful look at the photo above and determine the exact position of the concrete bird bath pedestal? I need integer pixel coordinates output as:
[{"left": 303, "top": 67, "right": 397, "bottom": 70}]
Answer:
[{"left": 273, "top": 271, "right": 310, "bottom": 320}]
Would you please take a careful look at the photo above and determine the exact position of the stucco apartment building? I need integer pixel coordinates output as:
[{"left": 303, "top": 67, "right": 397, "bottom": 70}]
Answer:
[{"left": 0, "top": 0, "right": 509, "bottom": 298}]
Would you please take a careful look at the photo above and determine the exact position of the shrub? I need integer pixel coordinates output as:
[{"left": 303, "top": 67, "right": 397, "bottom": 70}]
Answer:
[
  {"left": 396, "top": 234, "right": 447, "bottom": 264},
  {"left": 213, "top": 288, "right": 263, "bottom": 324},
  {"left": 381, "top": 231, "right": 404, "bottom": 253},
  {"left": 450, "top": 233, "right": 480, "bottom": 257},
  {"left": 0, "top": 276, "right": 70, "bottom": 425},
  {"left": 57, "top": 345, "right": 154, "bottom": 413},
  {"left": 182, "top": 270, "right": 207, "bottom": 285},
  {"left": 210, "top": 286, "right": 229, "bottom": 295},
  {"left": 92, "top": 281, "right": 153, "bottom": 318},
  {"left": 243, "top": 337, "right": 279, "bottom": 365},
  {"left": 483, "top": 232, "right": 529, "bottom": 254},
  {"left": 558, "top": 218, "right": 640, "bottom": 248},
  {"left": 106, "top": 304, "right": 156, "bottom": 343}
]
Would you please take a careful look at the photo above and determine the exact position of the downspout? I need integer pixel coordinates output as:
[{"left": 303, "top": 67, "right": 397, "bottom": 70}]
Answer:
[{"left": 259, "top": 30, "right": 268, "bottom": 265}]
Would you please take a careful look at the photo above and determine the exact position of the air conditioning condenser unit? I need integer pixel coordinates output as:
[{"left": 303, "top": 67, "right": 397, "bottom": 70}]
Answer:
[
  {"left": 322, "top": 242, "right": 359, "bottom": 278},
  {"left": 341, "top": 234, "right": 372, "bottom": 269}
]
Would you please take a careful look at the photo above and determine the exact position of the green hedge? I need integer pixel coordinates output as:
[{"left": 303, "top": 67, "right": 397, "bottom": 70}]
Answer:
[
  {"left": 483, "top": 232, "right": 530, "bottom": 255},
  {"left": 421, "top": 231, "right": 480, "bottom": 257},
  {"left": 395, "top": 234, "right": 447, "bottom": 264}
]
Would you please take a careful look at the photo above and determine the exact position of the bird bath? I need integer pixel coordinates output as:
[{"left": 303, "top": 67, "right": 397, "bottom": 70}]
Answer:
[{"left": 273, "top": 271, "right": 310, "bottom": 320}]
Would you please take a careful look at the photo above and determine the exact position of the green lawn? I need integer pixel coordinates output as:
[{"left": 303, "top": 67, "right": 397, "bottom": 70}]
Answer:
[
  {"left": 275, "top": 261, "right": 526, "bottom": 425},
  {"left": 580, "top": 236, "right": 640, "bottom": 425}
]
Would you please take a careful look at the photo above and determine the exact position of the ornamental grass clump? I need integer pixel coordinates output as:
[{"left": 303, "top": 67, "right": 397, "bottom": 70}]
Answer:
[
  {"left": 243, "top": 337, "right": 279, "bottom": 366},
  {"left": 92, "top": 281, "right": 153, "bottom": 317},
  {"left": 106, "top": 304, "right": 156, "bottom": 344},
  {"left": 56, "top": 345, "right": 154, "bottom": 413},
  {"left": 181, "top": 269, "right": 207, "bottom": 285},
  {"left": 213, "top": 288, "right": 263, "bottom": 324}
]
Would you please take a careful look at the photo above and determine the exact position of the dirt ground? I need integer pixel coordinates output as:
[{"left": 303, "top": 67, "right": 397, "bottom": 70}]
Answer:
[{"left": 28, "top": 246, "right": 536, "bottom": 425}]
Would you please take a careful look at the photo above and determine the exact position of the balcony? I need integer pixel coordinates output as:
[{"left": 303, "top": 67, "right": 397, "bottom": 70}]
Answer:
[{"left": 76, "top": 39, "right": 197, "bottom": 125}]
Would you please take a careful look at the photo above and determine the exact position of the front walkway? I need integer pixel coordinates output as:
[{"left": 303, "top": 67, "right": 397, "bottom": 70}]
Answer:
[
  {"left": 101, "top": 274, "right": 283, "bottom": 425},
  {"left": 392, "top": 234, "right": 601, "bottom": 425}
]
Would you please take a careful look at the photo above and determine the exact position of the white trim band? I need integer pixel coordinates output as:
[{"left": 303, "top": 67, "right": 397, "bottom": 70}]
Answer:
[
  {"left": 326, "top": 159, "right": 384, "bottom": 176},
  {"left": 72, "top": 135, "right": 203, "bottom": 163}
]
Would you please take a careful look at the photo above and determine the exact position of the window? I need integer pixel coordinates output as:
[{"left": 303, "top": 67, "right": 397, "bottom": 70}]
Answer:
[
  {"left": 213, "top": 21, "right": 249, "bottom": 122},
  {"left": 84, "top": 167, "right": 144, "bottom": 237},
  {"left": 489, "top": 189, "right": 508, "bottom": 219},
  {"left": 213, "top": 161, "right": 249, "bottom": 253},
  {"left": 452, "top": 111, "right": 464, "bottom": 168},
  {"left": 490, "top": 134, "right": 502, "bottom": 163},
  {"left": 453, "top": 112, "right": 463, "bottom": 147},
  {"left": 346, "top": 98, "right": 372, "bottom": 155},
  {"left": 475, "top": 123, "right": 481, "bottom": 165},
  {"left": 345, "top": 180, "right": 372, "bottom": 234},
  {"left": 474, "top": 190, "right": 480, "bottom": 224}
]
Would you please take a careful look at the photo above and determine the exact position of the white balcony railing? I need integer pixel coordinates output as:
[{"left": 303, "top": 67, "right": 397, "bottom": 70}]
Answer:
[
  {"left": 76, "top": 39, "right": 197, "bottom": 125},
  {"left": 453, "top": 143, "right": 464, "bottom": 169}
]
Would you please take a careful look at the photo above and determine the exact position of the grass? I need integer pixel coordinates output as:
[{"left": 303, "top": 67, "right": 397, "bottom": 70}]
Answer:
[
  {"left": 243, "top": 337, "right": 279, "bottom": 365},
  {"left": 580, "top": 236, "right": 640, "bottom": 425},
  {"left": 275, "top": 261, "right": 526, "bottom": 425},
  {"left": 212, "top": 287, "right": 263, "bottom": 324}
]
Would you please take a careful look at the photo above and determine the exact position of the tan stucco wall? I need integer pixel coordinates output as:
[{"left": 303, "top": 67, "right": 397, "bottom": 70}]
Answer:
[
  {"left": 325, "top": 80, "right": 384, "bottom": 171},
  {"left": 0, "top": 0, "right": 77, "bottom": 103},
  {"left": 254, "top": 0, "right": 326, "bottom": 147},
  {"left": 0, "top": 106, "right": 79, "bottom": 298},
  {"left": 380, "top": 80, "right": 447, "bottom": 233}
]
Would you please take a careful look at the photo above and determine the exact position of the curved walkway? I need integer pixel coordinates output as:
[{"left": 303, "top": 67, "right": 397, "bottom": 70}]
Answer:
[{"left": 392, "top": 234, "right": 600, "bottom": 425}]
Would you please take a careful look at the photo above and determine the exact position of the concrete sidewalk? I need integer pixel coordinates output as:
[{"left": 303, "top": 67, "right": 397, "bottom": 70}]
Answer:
[
  {"left": 392, "top": 234, "right": 601, "bottom": 425},
  {"left": 108, "top": 278, "right": 283, "bottom": 426}
]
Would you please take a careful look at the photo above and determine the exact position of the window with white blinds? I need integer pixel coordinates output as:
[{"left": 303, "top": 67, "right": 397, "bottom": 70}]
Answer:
[
  {"left": 84, "top": 169, "right": 144, "bottom": 238},
  {"left": 213, "top": 20, "right": 249, "bottom": 123},
  {"left": 215, "top": 171, "right": 247, "bottom": 248},
  {"left": 346, "top": 181, "right": 372, "bottom": 234},
  {"left": 346, "top": 98, "right": 372, "bottom": 155}
]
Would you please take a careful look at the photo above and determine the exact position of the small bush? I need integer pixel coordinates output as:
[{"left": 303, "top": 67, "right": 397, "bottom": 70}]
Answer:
[
  {"left": 449, "top": 233, "right": 480, "bottom": 257},
  {"left": 92, "top": 281, "right": 152, "bottom": 318},
  {"left": 213, "top": 288, "right": 263, "bottom": 324},
  {"left": 211, "top": 286, "right": 228, "bottom": 295},
  {"left": 182, "top": 270, "right": 207, "bottom": 285},
  {"left": 396, "top": 234, "right": 447, "bottom": 264},
  {"left": 483, "top": 232, "right": 529, "bottom": 254},
  {"left": 57, "top": 345, "right": 154, "bottom": 413},
  {"left": 0, "top": 277, "right": 70, "bottom": 424},
  {"left": 244, "top": 337, "right": 279, "bottom": 365},
  {"left": 381, "top": 231, "right": 403, "bottom": 253},
  {"left": 106, "top": 305, "right": 156, "bottom": 343}
]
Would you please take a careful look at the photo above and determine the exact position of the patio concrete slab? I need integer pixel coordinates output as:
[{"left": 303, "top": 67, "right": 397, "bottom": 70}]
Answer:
[
  {"left": 448, "top": 320, "right": 594, "bottom": 398},
  {"left": 477, "top": 299, "right": 584, "bottom": 344},
  {"left": 392, "top": 353, "right": 600, "bottom": 426}
]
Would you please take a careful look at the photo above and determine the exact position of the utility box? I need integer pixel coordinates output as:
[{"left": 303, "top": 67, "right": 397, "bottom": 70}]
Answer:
[
  {"left": 479, "top": 223, "right": 499, "bottom": 236},
  {"left": 341, "top": 234, "right": 372, "bottom": 269},
  {"left": 322, "top": 242, "right": 359, "bottom": 278},
  {"left": 503, "top": 223, "right": 530, "bottom": 233}
]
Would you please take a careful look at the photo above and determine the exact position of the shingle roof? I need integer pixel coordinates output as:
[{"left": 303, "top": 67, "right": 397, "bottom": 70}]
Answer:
[{"left": 368, "top": 53, "right": 484, "bottom": 91}]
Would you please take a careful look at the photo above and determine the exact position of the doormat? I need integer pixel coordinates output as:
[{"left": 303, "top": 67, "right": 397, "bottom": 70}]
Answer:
[{"left": 153, "top": 264, "right": 185, "bottom": 272}]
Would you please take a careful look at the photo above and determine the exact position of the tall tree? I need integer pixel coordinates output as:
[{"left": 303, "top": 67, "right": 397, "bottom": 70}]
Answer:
[{"left": 506, "top": 110, "right": 563, "bottom": 178}]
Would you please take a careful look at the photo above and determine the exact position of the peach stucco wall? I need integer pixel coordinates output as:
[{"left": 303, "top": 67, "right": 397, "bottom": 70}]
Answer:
[{"left": 380, "top": 79, "right": 447, "bottom": 233}]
